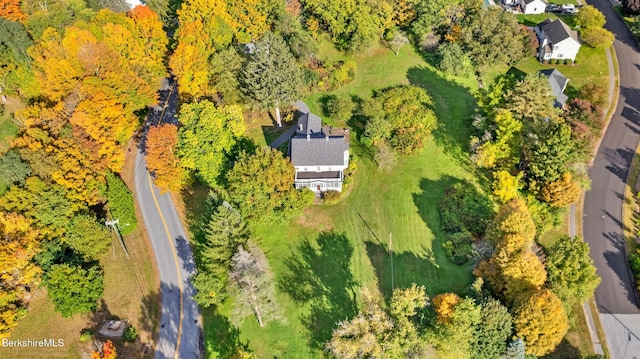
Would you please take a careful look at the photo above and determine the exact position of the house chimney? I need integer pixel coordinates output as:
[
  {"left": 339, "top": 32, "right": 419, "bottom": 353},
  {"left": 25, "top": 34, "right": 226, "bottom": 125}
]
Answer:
[
  {"left": 307, "top": 134, "right": 310, "bottom": 141},
  {"left": 344, "top": 128, "right": 350, "bottom": 141},
  {"left": 299, "top": 123, "right": 303, "bottom": 131},
  {"left": 325, "top": 135, "right": 329, "bottom": 142}
]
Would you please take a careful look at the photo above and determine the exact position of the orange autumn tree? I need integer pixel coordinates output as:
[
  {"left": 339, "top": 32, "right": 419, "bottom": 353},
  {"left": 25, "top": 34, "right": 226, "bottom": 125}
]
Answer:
[
  {"left": 27, "top": 7, "right": 167, "bottom": 173},
  {"left": 91, "top": 340, "right": 117, "bottom": 359},
  {"left": 0, "top": 0, "right": 27, "bottom": 22},
  {"left": 146, "top": 124, "right": 187, "bottom": 193}
]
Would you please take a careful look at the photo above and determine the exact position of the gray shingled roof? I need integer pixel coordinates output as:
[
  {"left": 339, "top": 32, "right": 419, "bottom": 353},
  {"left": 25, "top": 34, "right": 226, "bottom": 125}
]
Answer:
[
  {"left": 523, "top": 0, "right": 545, "bottom": 5},
  {"left": 290, "top": 137, "right": 349, "bottom": 167},
  {"left": 295, "top": 112, "right": 322, "bottom": 136},
  {"left": 540, "top": 69, "right": 569, "bottom": 107},
  {"left": 538, "top": 19, "right": 579, "bottom": 44}
]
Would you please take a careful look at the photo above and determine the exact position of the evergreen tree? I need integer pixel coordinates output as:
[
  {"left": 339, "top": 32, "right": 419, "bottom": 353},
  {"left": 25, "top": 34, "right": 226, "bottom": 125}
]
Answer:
[
  {"left": 105, "top": 172, "right": 137, "bottom": 236},
  {"left": 0, "top": 150, "right": 31, "bottom": 187},
  {"left": 241, "top": 32, "right": 304, "bottom": 127},
  {"left": 471, "top": 298, "right": 513, "bottom": 359},
  {"left": 193, "top": 203, "right": 249, "bottom": 306}
]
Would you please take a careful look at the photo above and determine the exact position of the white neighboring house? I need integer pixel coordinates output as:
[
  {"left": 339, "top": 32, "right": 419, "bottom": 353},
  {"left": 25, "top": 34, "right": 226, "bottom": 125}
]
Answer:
[
  {"left": 535, "top": 18, "right": 581, "bottom": 61},
  {"left": 289, "top": 112, "right": 350, "bottom": 193},
  {"left": 521, "top": 0, "right": 547, "bottom": 14}
]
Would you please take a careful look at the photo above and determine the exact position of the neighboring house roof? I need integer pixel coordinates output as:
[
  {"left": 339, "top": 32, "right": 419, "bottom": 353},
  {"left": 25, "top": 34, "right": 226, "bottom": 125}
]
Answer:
[
  {"left": 296, "top": 112, "right": 322, "bottom": 136},
  {"left": 540, "top": 69, "right": 569, "bottom": 107},
  {"left": 537, "top": 19, "right": 579, "bottom": 44},
  {"left": 523, "top": 0, "right": 545, "bottom": 5},
  {"left": 290, "top": 137, "right": 349, "bottom": 167}
]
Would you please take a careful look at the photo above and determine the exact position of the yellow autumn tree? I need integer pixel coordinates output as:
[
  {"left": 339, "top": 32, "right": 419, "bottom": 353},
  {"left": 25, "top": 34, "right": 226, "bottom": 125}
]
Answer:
[
  {"left": 485, "top": 198, "right": 536, "bottom": 245},
  {"left": 492, "top": 170, "right": 521, "bottom": 204},
  {"left": 0, "top": 212, "right": 41, "bottom": 338},
  {"left": 538, "top": 172, "right": 581, "bottom": 207},
  {"left": 27, "top": 9, "right": 167, "bottom": 173},
  {"left": 432, "top": 292, "right": 461, "bottom": 324},
  {"left": 513, "top": 289, "right": 568, "bottom": 356},
  {"left": 170, "top": 0, "right": 235, "bottom": 99}
]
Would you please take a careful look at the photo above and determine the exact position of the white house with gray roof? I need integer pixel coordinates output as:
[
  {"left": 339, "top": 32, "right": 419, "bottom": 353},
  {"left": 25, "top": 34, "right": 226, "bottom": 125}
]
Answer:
[
  {"left": 521, "top": 0, "right": 547, "bottom": 14},
  {"left": 535, "top": 18, "right": 581, "bottom": 61},
  {"left": 289, "top": 112, "right": 349, "bottom": 193}
]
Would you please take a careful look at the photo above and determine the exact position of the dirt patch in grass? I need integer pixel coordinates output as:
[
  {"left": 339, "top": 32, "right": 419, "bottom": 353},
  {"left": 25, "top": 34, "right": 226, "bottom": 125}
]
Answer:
[{"left": 295, "top": 206, "right": 334, "bottom": 231}]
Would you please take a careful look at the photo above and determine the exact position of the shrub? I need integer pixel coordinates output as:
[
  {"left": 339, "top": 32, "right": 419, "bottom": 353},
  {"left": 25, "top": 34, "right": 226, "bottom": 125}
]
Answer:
[
  {"left": 630, "top": 249, "right": 640, "bottom": 291},
  {"left": 329, "top": 61, "right": 357, "bottom": 89},
  {"left": 325, "top": 95, "right": 355, "bottom": 120},
  {"left": 565, "top": 59, "right": 573, "bottom": 65},
  {"left": 439, "top": 183, "right": 495, "bottom": 237},
  {"left": 123, "top": 325, "right": 138, "bottom": 342},
  {"left": 323, "top": 190, "right": 341, "bottom": 204},
  {"left": 79, "top": 330, "right": 92, "bottom": 342},
  {"left": 442, "top": 230, "right": 474, "bottom": 265}
]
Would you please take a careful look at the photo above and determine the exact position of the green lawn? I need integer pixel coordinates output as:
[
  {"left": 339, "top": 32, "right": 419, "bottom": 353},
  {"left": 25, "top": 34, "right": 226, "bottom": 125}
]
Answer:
[{"left": 200, "top": 43, "right": 482, "bottom": 358}]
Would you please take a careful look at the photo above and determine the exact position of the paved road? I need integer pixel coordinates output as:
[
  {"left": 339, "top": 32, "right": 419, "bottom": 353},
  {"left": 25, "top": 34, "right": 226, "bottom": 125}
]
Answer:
[
  {"left": 583, "top": 0, "right": 640, "bottom": 356},
  {"left": 135, "top": 79, "right": 201, "bottom": 359}
]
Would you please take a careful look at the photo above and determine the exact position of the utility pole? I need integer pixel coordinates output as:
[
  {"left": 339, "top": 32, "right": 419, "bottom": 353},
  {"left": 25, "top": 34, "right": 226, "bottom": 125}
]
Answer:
[
  {"left": 389, "top": 232, "right": 394, "bottom": 291},
  {"left": 105, "top": 219, "right": 129, "bottom": 258}
]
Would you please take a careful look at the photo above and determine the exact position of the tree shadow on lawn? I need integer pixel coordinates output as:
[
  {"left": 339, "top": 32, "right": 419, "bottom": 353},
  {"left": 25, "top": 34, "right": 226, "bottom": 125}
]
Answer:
[
  {"left": 279, "top": 231, "right": 358, "bottom": 349},
  {"left": 540, "top": 338, "right": 581, "bottom": 359},
  {"left": 406, "top": 66, "right": 476, "bottom": 166},
  {"left": 202, "top": 306, "right": 249, "bottom": 358}
]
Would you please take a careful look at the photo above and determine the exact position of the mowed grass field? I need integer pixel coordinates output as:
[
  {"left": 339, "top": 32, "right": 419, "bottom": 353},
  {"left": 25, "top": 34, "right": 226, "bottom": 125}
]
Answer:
[{"left": 201, "top": 43, "right": 482, "bottom": 358}]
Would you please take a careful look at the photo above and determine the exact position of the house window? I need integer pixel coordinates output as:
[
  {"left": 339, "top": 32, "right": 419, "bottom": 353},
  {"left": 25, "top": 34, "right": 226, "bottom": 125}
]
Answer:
[
  {"left": 317, "top": 167, "right": 321, "bottom": 171},
  {"left": 557, "top": 53, "right": 564, "bottom": 58}
]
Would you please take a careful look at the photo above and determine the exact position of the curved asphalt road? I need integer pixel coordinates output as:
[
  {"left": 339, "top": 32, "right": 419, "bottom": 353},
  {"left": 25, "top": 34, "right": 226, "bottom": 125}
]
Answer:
[
  {"left": 135, "top": 80, "right": 201, "bottom": 359},
  {"left": 583, "top": 0, "right": 640, "bottom": 356}
]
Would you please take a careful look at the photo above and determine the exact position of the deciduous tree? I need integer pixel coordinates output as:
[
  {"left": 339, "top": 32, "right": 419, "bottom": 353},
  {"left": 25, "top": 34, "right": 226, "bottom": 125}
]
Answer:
[
  {"left": 492, "top": 170, "right": 521, "bottom": 204},
  {"left": 0, "top": 212, "right": 41, "bottom": 338},
  {"left": 226, "top": 147, "right": 314, "bottom": 221},
  {"left": 177, "top": 101, "right": 245, "bottom": 187},
  {"left": 45, "top": 263, "right": 104, "bottom": 317},
  {"left": 428, "top": 296, "right": 481, "bottom": 359},
  {"left": 513, "top": 289, "right": 568, "bottom": 356},
  {"left": 228, "top": 242, "right": 284, "bottom": 327},
  {"left": 538, "top": 172, "right": 581, "bottom": 207},
  {"left": 546, "top": 236, "right": 600, "bottom": 304},
  {"left": 524, "top": 120, "right": 576, "bottom": 187},
  {"left": 146, "top": 124, "right": 187, "bottom": 193},
  {"left": 65, "top": 215, "right": 111, "bottom": 261},
  {"left": 241, "top": 32, "right": 304, "bottom": 127},
  {"left": 437, "top": 42, "right": 474, "bottom": 77},
  {"left": 0, "top": 0, "right": 27, "bottom": 22},
  {"left": 363, "top": 85, "right": 437, "bottom": 154},
  {"left": 575, "top": 5, "right": 606, "bottom": 29},
  {"left": 581, "top": 27, "right": 615, "bottom": 49}
]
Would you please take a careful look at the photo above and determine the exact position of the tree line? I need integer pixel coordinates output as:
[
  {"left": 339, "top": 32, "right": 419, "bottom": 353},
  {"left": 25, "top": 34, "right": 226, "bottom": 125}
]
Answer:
[{"left": 0, "top": 3, "right": 166, "bottom": 336}]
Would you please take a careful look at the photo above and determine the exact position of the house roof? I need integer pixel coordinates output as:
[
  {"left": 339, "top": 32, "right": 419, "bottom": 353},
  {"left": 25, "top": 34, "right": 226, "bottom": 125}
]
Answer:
[
  {"left": 290, "top": 136, "right": 349, "bottom": 167},
  {"left": 538, "top": 19, "right": 579, "bottom": 44},
  {"left": 296, "top": 171, "right": 341, "bottom": 179},
  {"left": 540, "top": 69, "right": 569, "bottom": 107},
  {"left": 523, "top": 0, "right": 546, "bottom": 5},
  {"left": 295, "top": 112, "right": 322, "bottom": 136}
]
